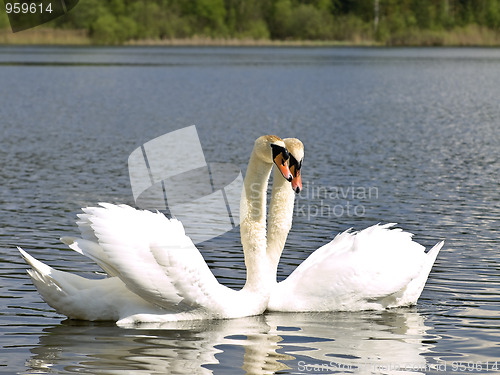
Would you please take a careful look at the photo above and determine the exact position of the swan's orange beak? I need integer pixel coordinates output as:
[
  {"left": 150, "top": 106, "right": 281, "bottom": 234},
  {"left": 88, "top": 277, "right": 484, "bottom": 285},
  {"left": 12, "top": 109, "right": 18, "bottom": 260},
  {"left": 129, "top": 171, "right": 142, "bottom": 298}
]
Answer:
[
  {"left": 290, "top": 164, "right": 302, "bottom": 194},
  {"left": 274, "top": 153, "right": 293, "bottom": 182}
]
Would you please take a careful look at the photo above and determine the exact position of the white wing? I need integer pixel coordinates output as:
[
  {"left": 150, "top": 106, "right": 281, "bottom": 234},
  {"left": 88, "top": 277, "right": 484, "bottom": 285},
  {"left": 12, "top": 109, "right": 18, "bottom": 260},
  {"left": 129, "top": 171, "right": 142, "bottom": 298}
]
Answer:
[
  {"left": 67, "top": 203, "right": 228, "bottom": 313},
  {"left": 270, "top": 224, "right": 442, "bottom": 311}
]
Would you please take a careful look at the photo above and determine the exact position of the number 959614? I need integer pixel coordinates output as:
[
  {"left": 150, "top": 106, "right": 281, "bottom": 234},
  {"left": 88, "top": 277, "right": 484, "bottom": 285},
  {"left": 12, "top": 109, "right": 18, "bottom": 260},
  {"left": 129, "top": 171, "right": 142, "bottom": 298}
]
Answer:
[{"left": 5, "top": 1, "right": 53, "bottom": 14}]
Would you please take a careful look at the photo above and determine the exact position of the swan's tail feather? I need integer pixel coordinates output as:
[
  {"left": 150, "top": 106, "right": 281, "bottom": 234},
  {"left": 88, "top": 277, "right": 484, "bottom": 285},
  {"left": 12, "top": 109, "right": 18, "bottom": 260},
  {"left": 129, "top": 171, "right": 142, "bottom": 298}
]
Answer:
[
  {"left": 396, "top": 240, "right": 443, "bottom": 307},
  {"left": 18, "top": 247, "right": 66, "bottom": 293},
  {"left": 426, "top": 240, "right": 444, "bottom": 268},
  {"left": 18, "top": 246, "right": 88, "bottom": 318},
  {"left": 19, "top": 247, "right": 110, "bottom": 319},
  {"left": 18, "top": 247, "right": 163, "bottom": 321}
]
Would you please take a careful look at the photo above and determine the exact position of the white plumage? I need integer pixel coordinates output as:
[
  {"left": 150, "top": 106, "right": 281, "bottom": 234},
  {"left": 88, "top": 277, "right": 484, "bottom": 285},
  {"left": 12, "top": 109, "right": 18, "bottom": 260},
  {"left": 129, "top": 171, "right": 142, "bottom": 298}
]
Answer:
[
  {"left": 18, "top": 136, "right": 443, "bottom": 322},
  {"left": 268, "top": 223, "right": 443, "bottom": 311}
]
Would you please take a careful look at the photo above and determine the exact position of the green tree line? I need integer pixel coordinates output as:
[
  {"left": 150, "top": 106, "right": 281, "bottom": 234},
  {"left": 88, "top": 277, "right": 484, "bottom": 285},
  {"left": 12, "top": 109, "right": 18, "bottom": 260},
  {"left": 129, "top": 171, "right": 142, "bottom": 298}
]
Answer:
[{"left": 3, "top": 0, "right": 500, "bottom": 44}]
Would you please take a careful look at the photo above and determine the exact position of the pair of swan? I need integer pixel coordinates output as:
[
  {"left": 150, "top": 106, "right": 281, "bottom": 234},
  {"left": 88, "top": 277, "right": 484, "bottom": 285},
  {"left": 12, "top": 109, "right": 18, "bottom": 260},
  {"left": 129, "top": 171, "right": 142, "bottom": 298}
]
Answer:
[{"left": 19, "top": 135, "right": 443, "bottom": 323}]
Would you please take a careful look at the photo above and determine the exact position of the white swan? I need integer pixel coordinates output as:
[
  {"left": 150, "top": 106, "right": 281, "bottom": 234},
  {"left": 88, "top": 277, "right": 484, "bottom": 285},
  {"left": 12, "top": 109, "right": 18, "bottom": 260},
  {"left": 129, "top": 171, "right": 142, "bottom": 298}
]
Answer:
[
  {"left": 19, "top": 135, "right": 293, "bottom": 322},
  {"left": 266, "top": 138, "right": 444, "bottom": 311}
]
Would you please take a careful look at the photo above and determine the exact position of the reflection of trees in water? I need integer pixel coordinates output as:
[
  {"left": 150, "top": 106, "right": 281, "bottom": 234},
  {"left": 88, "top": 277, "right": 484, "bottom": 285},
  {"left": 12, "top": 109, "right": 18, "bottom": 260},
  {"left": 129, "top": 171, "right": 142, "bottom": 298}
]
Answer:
[{"left": 27, "top": 310, "right": 434, "bottom": 374}]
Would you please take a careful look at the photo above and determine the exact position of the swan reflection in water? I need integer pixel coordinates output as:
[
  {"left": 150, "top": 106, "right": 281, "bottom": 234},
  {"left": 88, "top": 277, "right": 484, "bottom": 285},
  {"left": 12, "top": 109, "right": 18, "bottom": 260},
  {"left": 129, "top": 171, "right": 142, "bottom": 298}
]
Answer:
[{"left": 26, "top": 309, "right": 437, "bottom": 374}]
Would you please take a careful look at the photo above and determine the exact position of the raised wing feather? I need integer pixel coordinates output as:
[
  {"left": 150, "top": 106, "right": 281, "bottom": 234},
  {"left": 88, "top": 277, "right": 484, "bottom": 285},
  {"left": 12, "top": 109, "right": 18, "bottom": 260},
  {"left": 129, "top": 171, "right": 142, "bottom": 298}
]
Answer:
[
  {"left": 272, "top": 224, "right": 429, "bottom": 311},
  {"left": 81, "top": 203, "right": 225, "bottom": 312}
]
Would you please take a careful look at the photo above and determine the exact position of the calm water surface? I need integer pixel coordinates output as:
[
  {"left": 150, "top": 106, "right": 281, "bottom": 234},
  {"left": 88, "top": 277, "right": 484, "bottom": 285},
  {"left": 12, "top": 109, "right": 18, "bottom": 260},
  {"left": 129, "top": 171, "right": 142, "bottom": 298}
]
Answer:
[{"left": 1, "top": 46, "right": 499, "bottom": 374}]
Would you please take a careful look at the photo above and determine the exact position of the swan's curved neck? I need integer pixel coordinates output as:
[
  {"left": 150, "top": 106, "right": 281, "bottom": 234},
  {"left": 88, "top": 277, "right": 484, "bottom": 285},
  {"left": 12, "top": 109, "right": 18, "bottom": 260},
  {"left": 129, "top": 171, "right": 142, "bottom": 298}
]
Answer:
[
  {"left": 267, "top": 167, "right": 295, "bottom": 283},
  {"left": 240, "top": 151, "right": 273, "bottom": 291}
]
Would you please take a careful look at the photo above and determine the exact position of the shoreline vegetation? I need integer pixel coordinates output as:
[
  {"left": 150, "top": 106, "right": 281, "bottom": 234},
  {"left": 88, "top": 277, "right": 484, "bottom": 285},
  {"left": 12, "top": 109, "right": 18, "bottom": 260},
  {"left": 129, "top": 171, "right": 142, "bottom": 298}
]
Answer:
[
  {"left": 1, "top": 0, "right": 500, "bottom": 47},
  {"left": 2, "top": 25, "right": 500, "bottom": 47}
]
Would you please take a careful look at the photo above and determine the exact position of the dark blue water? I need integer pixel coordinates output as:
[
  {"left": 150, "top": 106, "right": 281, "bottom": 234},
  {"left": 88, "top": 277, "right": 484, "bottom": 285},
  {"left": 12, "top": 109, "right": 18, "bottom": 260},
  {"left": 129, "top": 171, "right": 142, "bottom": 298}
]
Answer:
[{"left": 1, "top": 46, "right": 499, "bottom": 374}]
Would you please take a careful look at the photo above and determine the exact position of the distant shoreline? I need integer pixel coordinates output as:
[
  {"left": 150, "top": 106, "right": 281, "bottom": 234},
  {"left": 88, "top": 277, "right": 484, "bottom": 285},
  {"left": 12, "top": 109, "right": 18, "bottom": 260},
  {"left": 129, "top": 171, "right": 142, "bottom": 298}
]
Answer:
[
  {"left": 1, "top": 26, "right": 500, "bottom": 47},
  {"left": 127, "top": 38, "right": 378, "bottom": 47},
  {"left": 0, "top": 28, "right": 90, "bottom": 46},
  {"left": 0, "top": 28, "right": 378, "bottom": 46}
]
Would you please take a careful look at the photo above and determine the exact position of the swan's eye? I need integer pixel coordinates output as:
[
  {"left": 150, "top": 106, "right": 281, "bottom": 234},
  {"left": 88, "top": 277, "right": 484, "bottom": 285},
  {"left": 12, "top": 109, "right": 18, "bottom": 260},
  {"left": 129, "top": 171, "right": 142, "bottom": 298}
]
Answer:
[{"left": 282, "top": 148, "right": 290, "bottom": 160}]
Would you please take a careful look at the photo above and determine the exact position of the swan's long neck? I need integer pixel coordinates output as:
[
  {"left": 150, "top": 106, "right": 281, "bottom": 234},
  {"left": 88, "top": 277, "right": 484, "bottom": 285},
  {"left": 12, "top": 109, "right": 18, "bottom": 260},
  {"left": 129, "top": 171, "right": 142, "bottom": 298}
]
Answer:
[
  {"left": 267, "top": 167, "right": 295, "bottom": 283},
  {"left": 240, "top": 151, "right": 273, "bottom": 292}
]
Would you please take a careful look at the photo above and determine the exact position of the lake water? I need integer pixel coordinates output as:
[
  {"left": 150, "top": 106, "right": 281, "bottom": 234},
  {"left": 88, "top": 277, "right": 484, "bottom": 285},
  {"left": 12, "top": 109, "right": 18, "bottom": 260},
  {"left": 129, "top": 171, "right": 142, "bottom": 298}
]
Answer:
[{"left": 1, "top": 46, "right": 500, "bottom": 374}]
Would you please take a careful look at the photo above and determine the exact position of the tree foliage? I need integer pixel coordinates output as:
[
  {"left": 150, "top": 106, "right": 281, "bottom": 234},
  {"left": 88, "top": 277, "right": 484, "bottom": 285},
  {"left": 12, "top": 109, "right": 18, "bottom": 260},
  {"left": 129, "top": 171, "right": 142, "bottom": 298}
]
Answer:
[{"left": 45, "top": 0, "right": 500, "bottom": 44}]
